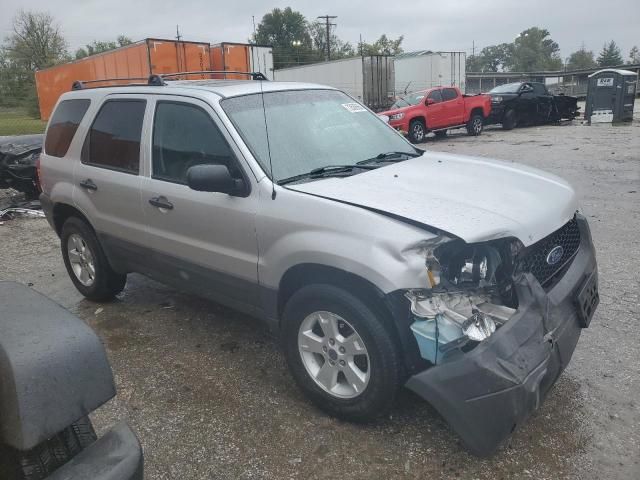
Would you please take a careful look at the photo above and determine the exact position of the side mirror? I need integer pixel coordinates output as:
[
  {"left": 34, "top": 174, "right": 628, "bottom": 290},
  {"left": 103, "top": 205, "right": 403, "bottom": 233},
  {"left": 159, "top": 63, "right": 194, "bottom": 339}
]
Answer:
[
  {"left": 186, "top": 164, "right": 244, "bottom": 195},
  {"left": 426, "top": 98, "right": 436, "bottom": 106}
]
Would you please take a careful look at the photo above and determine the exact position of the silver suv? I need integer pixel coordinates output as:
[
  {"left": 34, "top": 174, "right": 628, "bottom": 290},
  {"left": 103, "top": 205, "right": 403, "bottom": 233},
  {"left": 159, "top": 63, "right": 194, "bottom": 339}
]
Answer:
[{"left": 39, "top": 77, "right": 599, "bottom": 456}]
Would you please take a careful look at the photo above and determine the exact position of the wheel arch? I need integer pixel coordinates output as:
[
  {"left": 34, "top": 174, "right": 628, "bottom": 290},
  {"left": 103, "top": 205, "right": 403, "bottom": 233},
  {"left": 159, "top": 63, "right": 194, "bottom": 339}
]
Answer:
[
  {"left": 276, "top": 263, "right": 422, "bottom": 378},
  {"left": 278, "top": 263, "right": 389, "bottom": 320},
  {"left": 52, "top": 202, "right": 96, "bottom": 237},
  {"left": 409, "top": 115, "right": 427, "bottom": 129},
  {"left": 469, "top": 106, "right": 485, "bottom": 119}
]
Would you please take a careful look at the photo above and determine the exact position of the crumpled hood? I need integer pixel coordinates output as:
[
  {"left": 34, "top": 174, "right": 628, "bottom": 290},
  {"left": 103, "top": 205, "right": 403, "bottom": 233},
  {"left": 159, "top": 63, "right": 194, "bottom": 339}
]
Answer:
[
  {"left": 0, "top": 135, "right": 44, "bottom": 156},
  {"left": 286, "top": 151, "right": 578, "bottom": 246}
]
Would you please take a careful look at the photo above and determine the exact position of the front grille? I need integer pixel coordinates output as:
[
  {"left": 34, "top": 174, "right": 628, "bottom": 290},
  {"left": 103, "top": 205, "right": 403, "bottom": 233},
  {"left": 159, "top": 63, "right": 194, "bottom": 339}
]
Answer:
[{"left": 519, "top": 218, "right": 581, "bottom": 286}]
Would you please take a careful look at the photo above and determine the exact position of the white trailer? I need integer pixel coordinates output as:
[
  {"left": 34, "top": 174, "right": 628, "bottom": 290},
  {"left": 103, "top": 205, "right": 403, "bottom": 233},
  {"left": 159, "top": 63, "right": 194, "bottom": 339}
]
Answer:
[
  {"left": 274, "top": 56, "right": 395, "bottom": 111},
  {"left": 248, "top": 46, "right": 274, "bottom": 80},
  {"left": 394, "top": 51, "right": 466, "bottom": 94}
]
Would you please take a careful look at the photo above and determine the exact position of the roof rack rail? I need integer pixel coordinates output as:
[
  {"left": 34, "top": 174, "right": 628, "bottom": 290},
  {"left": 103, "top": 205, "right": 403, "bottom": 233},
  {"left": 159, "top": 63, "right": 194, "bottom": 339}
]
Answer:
[
  {"left": 156, "top": 70, "right": 269, "bottom": 82},
  {"left": 71, "top": 77, "right": 149, "bottom": 90},
  {"left": 71, "top": 71, "right": 268, "bottom": 91}
]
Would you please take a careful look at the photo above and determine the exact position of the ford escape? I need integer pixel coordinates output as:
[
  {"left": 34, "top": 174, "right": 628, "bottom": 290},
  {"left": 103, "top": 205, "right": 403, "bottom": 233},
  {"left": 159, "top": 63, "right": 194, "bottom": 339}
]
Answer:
[{"left": 38, "top": 76, "right": 599, "bottom": 456}]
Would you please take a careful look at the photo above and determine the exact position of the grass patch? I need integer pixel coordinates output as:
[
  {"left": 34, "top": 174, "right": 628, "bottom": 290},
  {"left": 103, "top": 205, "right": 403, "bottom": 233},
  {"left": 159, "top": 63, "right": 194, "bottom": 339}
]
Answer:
[{"left": 0, "top": 108, "right": 46, "bottom": 136}]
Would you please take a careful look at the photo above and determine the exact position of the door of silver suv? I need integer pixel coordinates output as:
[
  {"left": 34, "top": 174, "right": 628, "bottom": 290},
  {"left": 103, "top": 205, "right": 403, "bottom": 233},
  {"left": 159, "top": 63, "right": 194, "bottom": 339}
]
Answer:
[{"left": 139, "top": 96, "right": 260, "bottom": 308}]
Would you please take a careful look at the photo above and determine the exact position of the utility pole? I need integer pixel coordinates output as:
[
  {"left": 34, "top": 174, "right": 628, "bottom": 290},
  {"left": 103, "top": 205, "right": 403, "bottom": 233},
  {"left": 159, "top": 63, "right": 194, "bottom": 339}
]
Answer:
[
  {"left": 175, "top": 25, "right": 182, "bottom": 42},
  {"left": 317, "top": 15, "right": 337, "bottom": 61},
  {"left": 472, "top": 40, "right": 475, "bottom": 58}
]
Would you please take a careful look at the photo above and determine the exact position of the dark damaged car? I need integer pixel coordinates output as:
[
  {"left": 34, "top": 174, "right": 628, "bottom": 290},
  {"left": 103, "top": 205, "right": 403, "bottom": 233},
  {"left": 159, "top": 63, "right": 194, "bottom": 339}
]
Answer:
[
  {"left": 487, "top": 82, "right": 579, "bottom": 130},
  {"left": 0, "top": 282, "right": 143, "bottom": 479},
  {"left": 39, "top": 80, "right": 599, "bottom": 457},
  {"left": 0, "top": 134, "right": 43, "bottom": 198}
]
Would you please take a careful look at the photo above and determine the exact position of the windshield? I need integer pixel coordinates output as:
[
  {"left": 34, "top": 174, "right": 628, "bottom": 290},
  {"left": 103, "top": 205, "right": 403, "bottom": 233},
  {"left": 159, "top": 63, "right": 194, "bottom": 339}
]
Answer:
[
  {"left": 221, "top": 89, "right": 416, "bottom": 182},
  {"left": 489, "top": 83, "right": 523, "bottom": 94},
  {"left": 391, "top": 92, "right": 426, "bottom": 109}
]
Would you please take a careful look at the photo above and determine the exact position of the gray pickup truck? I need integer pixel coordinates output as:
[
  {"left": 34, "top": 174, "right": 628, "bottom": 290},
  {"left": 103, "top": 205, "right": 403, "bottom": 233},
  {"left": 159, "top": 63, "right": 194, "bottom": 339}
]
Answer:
[{"left": 38, "top": 74, "right": 599, "bottom": 456}]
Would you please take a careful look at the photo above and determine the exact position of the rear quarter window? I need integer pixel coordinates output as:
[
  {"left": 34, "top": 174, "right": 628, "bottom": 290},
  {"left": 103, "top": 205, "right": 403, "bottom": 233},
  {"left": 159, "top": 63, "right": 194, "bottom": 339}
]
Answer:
[{"left": 44, "top": 99, "right": 91, "bottom": 158}]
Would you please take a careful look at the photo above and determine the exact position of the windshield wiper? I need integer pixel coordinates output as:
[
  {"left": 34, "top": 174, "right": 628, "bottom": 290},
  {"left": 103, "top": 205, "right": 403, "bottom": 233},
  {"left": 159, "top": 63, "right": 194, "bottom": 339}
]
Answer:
[
  {"left": 356, "top": 150, "right": 422, "bottom": 166},
  {"left": 278, "top": 164, "right": 376, "bottom": 185}
]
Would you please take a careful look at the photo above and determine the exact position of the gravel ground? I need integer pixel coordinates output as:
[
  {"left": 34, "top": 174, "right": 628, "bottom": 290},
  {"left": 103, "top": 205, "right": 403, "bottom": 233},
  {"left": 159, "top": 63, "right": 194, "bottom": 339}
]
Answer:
[{"left": 1, "top": 116, "right": 638, "bottom": 479}]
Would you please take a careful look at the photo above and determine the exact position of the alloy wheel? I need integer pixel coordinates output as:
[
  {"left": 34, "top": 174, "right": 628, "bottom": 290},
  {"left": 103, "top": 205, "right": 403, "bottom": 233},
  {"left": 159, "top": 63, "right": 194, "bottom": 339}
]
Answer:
[
  {"left": 67, "top": 233, "right": 96, "bottom": 287},
  {"left": 298, "top": 311, "right": 370, "bottom": 399}
]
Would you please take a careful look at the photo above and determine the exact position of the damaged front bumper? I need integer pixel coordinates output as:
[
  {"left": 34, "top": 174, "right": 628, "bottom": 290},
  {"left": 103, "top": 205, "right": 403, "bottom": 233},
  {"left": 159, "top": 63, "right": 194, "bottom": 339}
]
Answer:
[{"left": 403, "top": 215, "right": 598, "bottom": 456}]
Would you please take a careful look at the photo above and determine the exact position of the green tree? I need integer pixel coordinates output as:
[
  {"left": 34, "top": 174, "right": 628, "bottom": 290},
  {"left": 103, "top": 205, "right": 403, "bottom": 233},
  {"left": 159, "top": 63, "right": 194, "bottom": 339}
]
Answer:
[
  {"left": 75, "top": 36, "right": 133, "bottom": 59},
  {"left": 5, "top": 10, "right": 67, "bottom": 70},
  {"left": 466, "top": 43, "right": 512, "bottom": 72},
  {"left": 597, "top": 41, "right": 623, "bottom": 67},
  {"left": 1, "top": 10, "right": 68, "bottom": 115},
  {"left": 358, "top": 34, "right": 404, "bottom": 56},
  {"left": 567, "top": 44, "right": 596, "bottom": 70},
  {"left": 628, "top": 45, "right": 640, "bottom": 64},
  {"left": 252, "top": 8, "right": 314, "bottom": 68},
  {"left": 508, "top": 27, "right": 562, "bottom": 71}
]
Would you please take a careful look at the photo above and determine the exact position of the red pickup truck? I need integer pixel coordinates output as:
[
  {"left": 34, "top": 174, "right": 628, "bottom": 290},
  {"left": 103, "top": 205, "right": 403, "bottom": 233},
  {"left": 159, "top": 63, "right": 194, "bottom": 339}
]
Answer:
[{"left": 380, "top": 87, "right": 492, "bottom": 143}]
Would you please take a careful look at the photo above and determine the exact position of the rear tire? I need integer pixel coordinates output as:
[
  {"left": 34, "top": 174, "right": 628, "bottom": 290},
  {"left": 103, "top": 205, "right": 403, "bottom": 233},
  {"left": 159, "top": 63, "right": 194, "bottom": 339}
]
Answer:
[
  {"left": 282, "top": 284, "right": 401, "bottom": 422},
  {"left": 408, "top": 119, "right": 426, "bottom": 143},
  {"left": 0, "top": 417, "right": 97, "bottom": 480},
  {"left": 502, "top": 109, "right": 517, "bottom": 130},
  {"left": 466, "top": 113, "right": 484, "bottom": 136},
  {"left": 61, "top": 216, "right": 126, "bottom": 301}
]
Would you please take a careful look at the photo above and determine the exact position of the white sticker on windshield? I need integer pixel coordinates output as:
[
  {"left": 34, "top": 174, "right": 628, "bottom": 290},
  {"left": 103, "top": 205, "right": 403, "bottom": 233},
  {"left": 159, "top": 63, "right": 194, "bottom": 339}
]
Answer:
[{"left": 342, "top": 102, "right": 367, "bottom": 113}]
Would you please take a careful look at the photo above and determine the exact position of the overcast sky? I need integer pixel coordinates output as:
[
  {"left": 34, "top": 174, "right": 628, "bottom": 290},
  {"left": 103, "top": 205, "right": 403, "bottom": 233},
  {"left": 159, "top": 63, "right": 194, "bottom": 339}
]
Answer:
[{"left": 2, "top": 0, "right": 639, "bottom": 61}]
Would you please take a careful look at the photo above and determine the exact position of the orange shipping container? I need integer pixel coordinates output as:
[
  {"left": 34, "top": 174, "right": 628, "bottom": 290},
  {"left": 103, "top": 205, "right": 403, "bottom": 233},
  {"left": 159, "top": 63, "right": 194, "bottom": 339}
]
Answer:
[
  {"left": 209, "top": 43, "right": 273, "bottom": 80},
  {"left": 34, "top": 38, "right": 211, "bottom": 120}
]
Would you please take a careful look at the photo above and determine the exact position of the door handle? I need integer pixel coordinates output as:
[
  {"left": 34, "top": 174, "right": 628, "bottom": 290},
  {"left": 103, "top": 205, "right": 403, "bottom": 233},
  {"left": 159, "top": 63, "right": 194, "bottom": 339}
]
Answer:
[
  {"left": 79, "top": 178, "right": 97, "bottom": 191},
  {"left": 149, "top": 196, "right": 174, "bottom": 210}
]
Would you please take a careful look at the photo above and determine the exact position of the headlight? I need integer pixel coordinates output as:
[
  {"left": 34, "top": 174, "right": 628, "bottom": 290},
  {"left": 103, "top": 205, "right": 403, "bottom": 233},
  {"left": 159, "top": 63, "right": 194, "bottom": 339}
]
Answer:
[
  {"left": 389, "top": 112, "right": 405, "bottom": 121},
  {"left": 425, "top": 240, "right": 503, "bottom": 289},
  {"left": 491, "top": 96, "right": 503, "bottom": 104}
]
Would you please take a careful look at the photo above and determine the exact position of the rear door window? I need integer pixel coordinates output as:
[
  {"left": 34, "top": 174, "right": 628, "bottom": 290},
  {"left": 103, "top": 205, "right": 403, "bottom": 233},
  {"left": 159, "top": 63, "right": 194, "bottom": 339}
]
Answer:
[
  {"left": 152, "top": 101, "right": 239, "bottom": 184},
  {"left": 82, "top": 100, "right": 146, "bottom": 174},
  {"left": 441, "top": 88, "right": 458, "bottom": 101},
  {"left": 427, "top": 90, "right": 443, "bottom": 103},
  {"left": 45, "top": 99, "right": 91, "bottom": 157}
]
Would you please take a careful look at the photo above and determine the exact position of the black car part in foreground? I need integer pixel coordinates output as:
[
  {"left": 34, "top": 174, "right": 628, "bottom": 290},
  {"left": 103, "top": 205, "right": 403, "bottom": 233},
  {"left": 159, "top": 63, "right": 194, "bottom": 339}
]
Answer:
[
  {"left": 0, "top": 135, "right": 43, "bottom": 198},
  {"left": 403, "top": 215, "right": 598, "bottom": 456},
  {"left": 0, "top": 282, "right": 143, "bottom": 480}
]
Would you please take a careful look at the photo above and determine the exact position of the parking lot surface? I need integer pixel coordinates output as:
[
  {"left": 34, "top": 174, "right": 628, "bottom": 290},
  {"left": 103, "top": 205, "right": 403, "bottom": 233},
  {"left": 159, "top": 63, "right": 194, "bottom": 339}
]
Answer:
[{"left": 1, "top": 118, "right": 638, "bottom": 479}]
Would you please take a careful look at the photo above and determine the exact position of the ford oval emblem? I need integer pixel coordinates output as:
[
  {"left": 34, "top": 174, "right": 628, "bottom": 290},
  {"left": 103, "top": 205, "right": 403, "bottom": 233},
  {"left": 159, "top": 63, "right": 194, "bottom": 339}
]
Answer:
[{"left": 546, "top": 246, "right": 564, "bottom": 266}]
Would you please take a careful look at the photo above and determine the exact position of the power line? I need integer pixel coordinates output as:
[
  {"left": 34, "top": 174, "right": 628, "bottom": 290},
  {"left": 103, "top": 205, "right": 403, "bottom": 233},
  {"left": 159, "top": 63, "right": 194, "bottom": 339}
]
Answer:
[{"left": 317, "top": 15, "right": 337, "bottom": 61}]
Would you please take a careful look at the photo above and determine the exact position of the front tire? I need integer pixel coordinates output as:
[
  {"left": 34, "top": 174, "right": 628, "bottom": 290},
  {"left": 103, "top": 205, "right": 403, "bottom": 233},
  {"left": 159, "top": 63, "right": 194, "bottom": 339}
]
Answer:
[
  {"left": 0, "top": 417, "right": 97, "bottom": 480},
  {"left": 502, "top": 109, "right": 517, "bottom": 130},
  {"left": 408, "top": 119, "right": 426, "bottom": 143},
  {"left": 466, "top": 113, "right": 484, "bottom": 136},
  {"left": 61, "top": 217, "right": 126, "bottom": 301},
  {"left": 282, "top": 284, "right": 401, "bottom": 422}
]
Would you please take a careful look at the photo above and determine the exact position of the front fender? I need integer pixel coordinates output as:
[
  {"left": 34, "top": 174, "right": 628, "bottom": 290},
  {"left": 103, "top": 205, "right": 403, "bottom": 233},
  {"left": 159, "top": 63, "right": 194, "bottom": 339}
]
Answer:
[
  {"left": 0, "top": 282, "right": 115, "bottom": 451},
  {"left": 257, "top": 189, "right": 436, "bottom": 295}
]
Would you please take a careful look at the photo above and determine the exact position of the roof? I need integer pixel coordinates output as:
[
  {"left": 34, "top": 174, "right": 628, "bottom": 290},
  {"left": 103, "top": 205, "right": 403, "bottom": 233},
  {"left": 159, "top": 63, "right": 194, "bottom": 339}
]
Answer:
[
  {"left": 394, "top": 50, "right": 465, "bottom": 60},
  {"left": 588, "top": 68, "right": 638, "bottom": 78},
  {"left": 63, "top": 79, "right": 336, "bottom": 100},
  {"left": 166, "top": 79, "right": 335, "bottom": 97}
]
